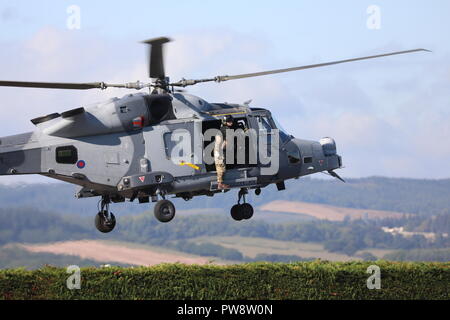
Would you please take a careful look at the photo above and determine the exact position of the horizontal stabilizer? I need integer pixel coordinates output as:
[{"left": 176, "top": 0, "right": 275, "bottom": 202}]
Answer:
[{"left": 31, "top": 113, "right": 61, "bottom": 126}]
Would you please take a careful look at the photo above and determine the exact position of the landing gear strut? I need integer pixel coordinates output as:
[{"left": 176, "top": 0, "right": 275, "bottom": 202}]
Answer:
[
  {"left": 230, "top": 188, "right": 254, "bottom": 221},
  {"left": 95, "top": 196, "right": 116, "bottom": 233}
]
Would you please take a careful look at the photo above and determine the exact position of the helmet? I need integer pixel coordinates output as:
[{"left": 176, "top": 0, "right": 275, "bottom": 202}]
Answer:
[{"left": 224, "top": 115, "right": 234, "bottom": 123}]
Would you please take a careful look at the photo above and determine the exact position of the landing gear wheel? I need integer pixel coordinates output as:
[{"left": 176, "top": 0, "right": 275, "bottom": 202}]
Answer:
[
  {"left": 231, "top": 204, "right": 244, "bottom": 221},
  {"left": 154, "top": 199, "right": 176, "bottom": 223},
  {"left": 95, "top": 211, "right": 116, "bottom": 233},
  {"left": 230, "top": 203, "right": 254, "bottom": 221},
  {"left": 240, "top": 203, "right": 254, "bottom": 220},
  {"left": 231, "top": 188, "right": 254, "bottom": 221}
]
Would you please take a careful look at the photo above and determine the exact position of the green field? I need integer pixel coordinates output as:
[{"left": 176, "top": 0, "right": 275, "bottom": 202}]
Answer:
[
  {"left": 1, "top": 261, "right": 448, "bottom": 300},
  {"left": 192, "top": 236, "right": 391, "bottom": 261}
]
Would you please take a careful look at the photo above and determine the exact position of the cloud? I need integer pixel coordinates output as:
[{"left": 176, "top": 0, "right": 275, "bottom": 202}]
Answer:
[
  {"left": 271, "top": 48, "right": 450, "bottom": 178},
  {"left": 0, "top": 27, "right": 142, "bottom": 134},
  {"left": 164, "top": 30, "right": 286, "bottom": 104},
  {"left": 1, "top": 7, "right": 16, "bottom": 22}
]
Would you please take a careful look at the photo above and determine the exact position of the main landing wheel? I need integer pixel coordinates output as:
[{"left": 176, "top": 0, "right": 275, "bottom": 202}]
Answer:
[
  {"left": 230, "top": 203, "right": 254, "bottom": 221},
  {"left": 231, "top": 204, "right": 243, "bottom": 221},
  {"left": 95, "top": 211, "right": 116, "bottom": 233},
  {"left": 95, "top": 196, "right": 116, "bottom": 233},
  {"left": 154, "top": 199, "right": 176, "bottom": 223},
  {"left": 231, "top": 188, "right": 254, "bottom": 221}
]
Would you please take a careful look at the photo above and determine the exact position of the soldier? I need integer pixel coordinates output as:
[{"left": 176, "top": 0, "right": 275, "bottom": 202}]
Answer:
[{"left": 214, "top": 115, "right": 235, "bottom": 190}]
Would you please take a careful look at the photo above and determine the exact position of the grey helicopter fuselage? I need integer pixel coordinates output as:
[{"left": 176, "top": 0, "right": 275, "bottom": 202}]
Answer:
[{"left": 0, "top": 91, "right": 342, "bottom": 203}]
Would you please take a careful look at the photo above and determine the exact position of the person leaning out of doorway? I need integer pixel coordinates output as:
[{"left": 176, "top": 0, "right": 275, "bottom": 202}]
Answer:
[{"left": 214, "top": 115, "right": 235, "bottom": 190}]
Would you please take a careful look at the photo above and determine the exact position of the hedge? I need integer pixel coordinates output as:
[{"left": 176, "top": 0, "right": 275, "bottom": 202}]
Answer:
[{"left": 0, "top": 261, "right": 448, "bottom": 300}]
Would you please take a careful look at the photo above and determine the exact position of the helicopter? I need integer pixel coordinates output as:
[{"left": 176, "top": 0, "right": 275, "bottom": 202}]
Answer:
[{"left": 0, "top": 37, "right": 428, "bottom": 233}]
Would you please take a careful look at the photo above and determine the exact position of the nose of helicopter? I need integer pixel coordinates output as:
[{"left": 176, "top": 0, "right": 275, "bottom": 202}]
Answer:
[
  {"left": 282, "top": 138, "right": 304, "bottom": 167},
  {"left": 285, "top": 136, "right": 342, "bottom": 176}
]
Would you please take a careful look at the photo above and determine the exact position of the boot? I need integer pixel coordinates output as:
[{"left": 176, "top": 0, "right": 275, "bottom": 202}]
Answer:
[{"left": 218, "top": 182, "right": 230, "bottom": 190}]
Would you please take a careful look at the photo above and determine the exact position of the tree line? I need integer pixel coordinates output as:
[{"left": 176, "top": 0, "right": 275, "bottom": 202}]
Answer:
[{"left": 1, "top": 207, "right": 448, "bottom": 259}]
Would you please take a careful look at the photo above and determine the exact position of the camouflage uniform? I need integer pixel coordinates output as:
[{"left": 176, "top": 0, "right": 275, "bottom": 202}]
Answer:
[{"left": 214, "top": 129, "right": 226, "bottom": 183}]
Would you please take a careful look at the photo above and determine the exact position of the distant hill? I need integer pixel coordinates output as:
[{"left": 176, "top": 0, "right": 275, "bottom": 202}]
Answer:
[
  {"left": 1, "top": 177, "right": 449, "bottom": 216},
  {"left": 1, "top": 206, "right": 449, "bottom": 263},
  {"left": 0, "top": 244, "right": 131, "bottom": 269},
  {"left": 259, "top": 200, "right": 407, "bottom": 221},
  {"left": 0, "top": 207, "right": 96, "bottom": 246},
  {"left": 0, "top": 184, "right": 141, "bottom": 216},
  {"left": 18, "top": 240, "right": 212, "bottom": 266}
]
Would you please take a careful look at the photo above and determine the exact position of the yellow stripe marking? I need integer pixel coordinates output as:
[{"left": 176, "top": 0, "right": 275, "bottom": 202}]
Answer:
[
  {"left": 179, "top": 161, "right": 201, "bottom": 171},
  {"left": 212, "top": 111, "right": 247, "bottom": 117}
]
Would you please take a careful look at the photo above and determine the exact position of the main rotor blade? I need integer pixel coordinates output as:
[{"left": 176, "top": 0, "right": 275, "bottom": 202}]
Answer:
[
  {"left": 0, "top": 81, "right": 149, "bottom": 90},
  {"left": 142, "top": 37, "right": 171, "bottom": 79},
  {"left": 0, "top": 81, "right": 107, "bottom": 90},
  {"left": 171, "top": 48, "right": 430, "bottom": 87},
  {"left": 218, "top": 48, "right": 430, "bottom": 82}
]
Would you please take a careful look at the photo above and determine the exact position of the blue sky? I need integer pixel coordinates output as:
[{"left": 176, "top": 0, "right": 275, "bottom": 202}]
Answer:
[
  {"left": 2, "top": 1, "right": 448, "bottom": 51},
  {"left": 0, "top": 1, "right": 449, "bottom": 182}
]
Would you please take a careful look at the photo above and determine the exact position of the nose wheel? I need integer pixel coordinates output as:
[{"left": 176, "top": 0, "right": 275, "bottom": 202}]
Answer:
[
  {"left": 230, "top": 188, "right": 254, "bottom": 221},
  {"left": 95, "top": 197, "right": 116, "bottom": 233}
]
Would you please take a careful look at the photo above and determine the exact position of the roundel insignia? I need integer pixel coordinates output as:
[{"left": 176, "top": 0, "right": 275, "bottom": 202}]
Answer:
[{"left": 77, "top": 160, "right": 86, "bottom": 169}]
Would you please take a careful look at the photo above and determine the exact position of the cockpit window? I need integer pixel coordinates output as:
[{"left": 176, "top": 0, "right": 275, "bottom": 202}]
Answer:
[
  {"left": 256, "top": 116, "right": 273, "bottom": 132},
  {"left": 271, "top": 117, "right": 292, "bottom": 143},
  {"left": 255, "top": 115, "right": 291, "bottom": 143}
]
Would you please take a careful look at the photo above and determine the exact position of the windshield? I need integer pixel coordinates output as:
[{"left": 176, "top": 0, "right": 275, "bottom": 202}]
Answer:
[
  {"left": 272, "top": 117, "right": 292, "bottom": 143},
  {"left": 255, "top": 116, "right": 273, "bottom": 132}
]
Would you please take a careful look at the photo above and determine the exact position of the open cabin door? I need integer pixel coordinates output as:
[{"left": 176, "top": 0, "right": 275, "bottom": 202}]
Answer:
[{"left": 201, "top": 117, "right": 257, "bottom": 172}]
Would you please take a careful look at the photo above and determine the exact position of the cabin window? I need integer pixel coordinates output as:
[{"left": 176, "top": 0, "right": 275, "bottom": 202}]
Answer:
[
  {"left": 163, "top": 132, "right": 176, "bottom": 159},
  {"left": 287, "top": 149, "right": 301, "bottom": 164},
  {"left": 56, "top": 146, "right": 78, "bottom": 164},
  {"left": 163, "top": 131, "right": 191, "bottom": 161},
  {"left": 304, "top": 156, "right": 313, "bottom": 164}
]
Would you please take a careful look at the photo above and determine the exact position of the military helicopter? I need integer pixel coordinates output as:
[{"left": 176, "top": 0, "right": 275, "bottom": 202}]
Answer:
[{"left": 0, "top": 37, "right": 428, "bottom": 232}]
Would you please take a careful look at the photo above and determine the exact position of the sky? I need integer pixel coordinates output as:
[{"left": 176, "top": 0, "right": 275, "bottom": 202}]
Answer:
[{"left": 0, "top": 0, "right": 449, "bottom": 184}]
